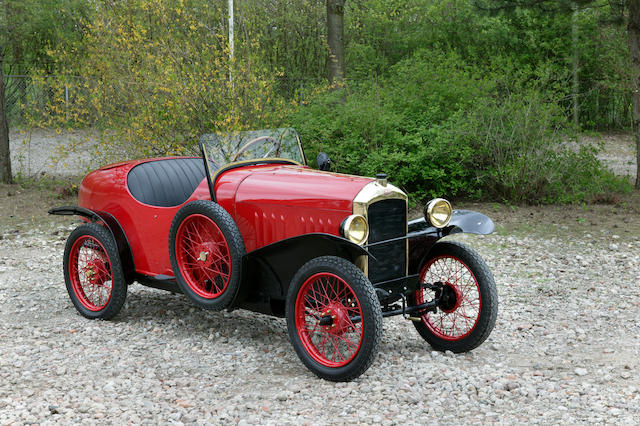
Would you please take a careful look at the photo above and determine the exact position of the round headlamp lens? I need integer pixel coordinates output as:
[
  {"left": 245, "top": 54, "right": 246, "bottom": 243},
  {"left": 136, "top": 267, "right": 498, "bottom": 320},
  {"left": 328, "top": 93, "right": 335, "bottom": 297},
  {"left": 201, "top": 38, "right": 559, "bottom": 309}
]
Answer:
[
  {"left": 425, "top": 198, "right": 452, "bottom": 228},
  {"left": 341, "top": 215, "right": 369, "bottom": 245}
]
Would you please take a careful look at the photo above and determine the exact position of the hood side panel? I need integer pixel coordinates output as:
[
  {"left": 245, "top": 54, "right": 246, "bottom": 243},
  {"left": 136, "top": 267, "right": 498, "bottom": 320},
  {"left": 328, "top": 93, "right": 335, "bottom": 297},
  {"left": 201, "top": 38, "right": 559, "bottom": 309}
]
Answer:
[{"left": 233, "top": 166, "right": 372, "bottom": 252}]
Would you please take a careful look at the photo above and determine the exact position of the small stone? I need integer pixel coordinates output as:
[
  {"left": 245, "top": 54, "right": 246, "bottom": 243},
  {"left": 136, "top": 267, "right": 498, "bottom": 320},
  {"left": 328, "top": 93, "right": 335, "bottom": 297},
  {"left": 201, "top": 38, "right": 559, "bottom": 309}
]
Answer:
[
  {"left": 574, "top": 368, "right": 588, "bottom": 376},
  {"left": 277, "top": 391, "right": 292, "bottom": 401},
  {"left": 504, "top": 381, "right": 519, "bottom": 391}
]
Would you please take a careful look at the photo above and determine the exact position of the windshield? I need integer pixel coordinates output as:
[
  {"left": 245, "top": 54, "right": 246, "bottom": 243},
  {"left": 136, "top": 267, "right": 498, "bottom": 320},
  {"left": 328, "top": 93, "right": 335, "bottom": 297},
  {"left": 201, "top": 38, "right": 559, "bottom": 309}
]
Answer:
[{"left": 199, "top": 127, "right": 306, "bottom": 171}]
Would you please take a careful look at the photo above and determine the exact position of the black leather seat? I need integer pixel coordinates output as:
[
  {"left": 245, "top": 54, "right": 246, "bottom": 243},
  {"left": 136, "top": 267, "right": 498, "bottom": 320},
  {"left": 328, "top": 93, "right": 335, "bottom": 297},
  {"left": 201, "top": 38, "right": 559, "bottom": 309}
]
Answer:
[{"left": 127, "top": 158, "right": 206, "bottom": 207}]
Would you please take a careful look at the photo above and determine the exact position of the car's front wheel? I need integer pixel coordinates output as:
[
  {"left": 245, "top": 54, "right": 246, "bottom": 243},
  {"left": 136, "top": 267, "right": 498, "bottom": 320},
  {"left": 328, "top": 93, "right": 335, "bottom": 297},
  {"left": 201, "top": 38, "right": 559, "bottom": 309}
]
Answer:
[
  {"left": 410, "top": 241, "right": 498, "bottom": 353},
  {"left": 286, "top": 256, "right": 382, "bottom": 382}
]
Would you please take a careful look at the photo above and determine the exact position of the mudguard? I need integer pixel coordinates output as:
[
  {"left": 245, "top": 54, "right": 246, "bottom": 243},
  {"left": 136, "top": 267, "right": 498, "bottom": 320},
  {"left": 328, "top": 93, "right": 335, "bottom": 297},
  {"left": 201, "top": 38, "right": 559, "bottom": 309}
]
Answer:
[
  {"left": 408, "top": 209, "right": 495, "bottom": 236},
  {"left": 408, "top": 209, "right": 494, "bottom": 274},
  {"left": 233, "top": 233, "right": 371, "bottom": 315},
  {"left": 49, "top": 206, "right": 136, "bottom": 284}
]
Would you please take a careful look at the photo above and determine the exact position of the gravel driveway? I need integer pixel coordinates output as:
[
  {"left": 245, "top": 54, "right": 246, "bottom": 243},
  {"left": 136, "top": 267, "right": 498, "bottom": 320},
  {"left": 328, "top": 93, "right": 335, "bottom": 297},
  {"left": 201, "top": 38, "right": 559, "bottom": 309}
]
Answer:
[{"left": 1, "top": 219, "right": 638, "bottom": 424}]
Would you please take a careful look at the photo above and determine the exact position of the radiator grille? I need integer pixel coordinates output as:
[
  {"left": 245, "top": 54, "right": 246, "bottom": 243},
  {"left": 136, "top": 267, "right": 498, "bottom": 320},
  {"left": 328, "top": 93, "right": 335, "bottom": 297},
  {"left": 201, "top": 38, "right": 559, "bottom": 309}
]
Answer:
[{"left": 367, "top": 199, "right": 406, "bottom": 283}]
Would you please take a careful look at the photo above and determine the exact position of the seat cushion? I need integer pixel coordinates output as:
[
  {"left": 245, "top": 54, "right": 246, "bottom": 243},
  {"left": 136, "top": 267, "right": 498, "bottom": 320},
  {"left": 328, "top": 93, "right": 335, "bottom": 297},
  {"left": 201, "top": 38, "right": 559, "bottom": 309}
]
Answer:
[{"left": 127, "top": 158, "right": 206, "bottom": 207}]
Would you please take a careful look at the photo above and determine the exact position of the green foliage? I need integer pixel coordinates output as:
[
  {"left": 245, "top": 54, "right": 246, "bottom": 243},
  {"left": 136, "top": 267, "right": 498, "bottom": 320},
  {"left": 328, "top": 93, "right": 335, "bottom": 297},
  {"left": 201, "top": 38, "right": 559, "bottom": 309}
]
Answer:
[
  {"left": 0, "top": 0, "right": 89, "bottom": 73},
  {"left": 24, "top": 0, "right": 289, "bottom": 162},
  {"left": 291, "top": 49, "right": 631, "bottom": 204},
  {"left": 8, "top": 0, "right": 635, "bottom": 203}
]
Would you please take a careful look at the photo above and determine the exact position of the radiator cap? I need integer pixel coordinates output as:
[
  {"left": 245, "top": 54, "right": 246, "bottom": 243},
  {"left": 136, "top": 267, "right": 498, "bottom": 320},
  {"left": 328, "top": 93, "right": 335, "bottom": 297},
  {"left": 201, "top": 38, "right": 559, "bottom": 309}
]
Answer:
[{"left": 376, "top": 173, "right": 387, "bottom": 187}]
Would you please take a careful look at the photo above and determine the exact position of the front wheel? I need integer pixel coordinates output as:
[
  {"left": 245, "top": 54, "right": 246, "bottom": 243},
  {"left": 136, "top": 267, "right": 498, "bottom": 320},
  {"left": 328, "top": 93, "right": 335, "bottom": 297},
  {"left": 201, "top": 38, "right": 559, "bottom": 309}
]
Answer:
[
  {"left": 286, "top": 256, "right": 382, "bottom": 382},
  {"left": 410, "top": 241, "right": 497, "bottom": 353}
]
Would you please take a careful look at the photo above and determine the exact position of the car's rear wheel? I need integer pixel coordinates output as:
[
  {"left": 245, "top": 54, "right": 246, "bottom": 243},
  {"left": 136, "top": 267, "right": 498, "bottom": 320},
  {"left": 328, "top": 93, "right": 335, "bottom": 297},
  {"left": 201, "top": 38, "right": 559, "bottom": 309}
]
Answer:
[
  {"left": 286, "top": 256, "right": 382, "bottom": 382},
  {"left": 63, "top": 223, "right": 127, "bottom": 319},
  {"left": 410, "top": 241, "right": 497, "bottom": 353},
  {"left": 169, "top": 200, "right": 245, "bottom": 310}
]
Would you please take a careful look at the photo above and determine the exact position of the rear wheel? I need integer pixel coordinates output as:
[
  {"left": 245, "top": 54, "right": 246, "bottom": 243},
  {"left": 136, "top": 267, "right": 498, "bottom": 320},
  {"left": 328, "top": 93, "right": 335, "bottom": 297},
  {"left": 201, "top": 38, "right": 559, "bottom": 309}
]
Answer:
[
  {"left": 169, "top": 200, "right": 245, "bottom": 310},
  {"left": 63, "top": 223, "right": 127, "bottom": 319},
  {"left": 286, "top": 256, "right": 382, "bottom": 382},
  {"left": 410, "top": 241, "right": 497, "bottom": 353}
]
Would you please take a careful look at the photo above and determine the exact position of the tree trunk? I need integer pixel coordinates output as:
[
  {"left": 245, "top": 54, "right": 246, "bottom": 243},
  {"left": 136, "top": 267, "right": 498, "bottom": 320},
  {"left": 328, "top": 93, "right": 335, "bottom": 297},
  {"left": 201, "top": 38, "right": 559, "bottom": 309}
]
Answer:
[
  {"left": 0, "top": 50, "right": 12, "bottom": 184},
  {"left": 572, "top": 3, "right": 580, "bottom": 128},
  {"left": 326, "top": 0, "right": 346, "bottom": 83},
  {"left": 629, "top": 0, "right": 640, "bottom": 189}
]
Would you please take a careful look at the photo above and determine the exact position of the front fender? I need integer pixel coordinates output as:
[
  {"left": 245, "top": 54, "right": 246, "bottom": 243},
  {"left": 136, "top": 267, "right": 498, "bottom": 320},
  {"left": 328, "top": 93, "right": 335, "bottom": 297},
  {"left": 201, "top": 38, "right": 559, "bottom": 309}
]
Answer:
[
  {"left": 408, "top": 209, "right": 494, "bottom": 274},
  {"left": 409, "top": 209, "right": 494, "bottom": 236},
  {"left": 234, "top": 233, "right": 370, "bottom": 314}
]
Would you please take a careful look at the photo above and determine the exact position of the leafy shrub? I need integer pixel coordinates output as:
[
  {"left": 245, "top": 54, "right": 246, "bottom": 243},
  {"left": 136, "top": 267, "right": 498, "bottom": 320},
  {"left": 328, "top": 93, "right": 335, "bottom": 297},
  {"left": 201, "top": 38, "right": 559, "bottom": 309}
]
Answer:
[
  {"left": 23, "top": 0, "right": 288, "bottom": 164},
  {"left": 450, "top": 90, "right": 632, "bottom": 203},
  {"left": 290, "top": 49, "right": 631, "bottom": 204}
]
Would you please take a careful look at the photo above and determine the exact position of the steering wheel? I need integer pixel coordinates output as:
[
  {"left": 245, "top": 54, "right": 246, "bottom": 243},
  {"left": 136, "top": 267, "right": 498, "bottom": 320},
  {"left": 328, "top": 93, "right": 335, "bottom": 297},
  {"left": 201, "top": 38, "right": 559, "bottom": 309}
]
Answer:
[{"left": 232, "top": 136, "right": 280, "bottom": 162}]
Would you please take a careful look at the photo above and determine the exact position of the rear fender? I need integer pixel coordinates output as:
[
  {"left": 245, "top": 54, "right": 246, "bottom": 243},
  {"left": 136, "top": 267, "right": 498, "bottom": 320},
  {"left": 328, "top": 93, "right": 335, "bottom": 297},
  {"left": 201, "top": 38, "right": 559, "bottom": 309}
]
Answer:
[
  {"left": 408, "top": 209, "right": 494, "bottom": 274},
  {"left": 233, "top": 233, "right": 371, "bottom": 312},
  {"left": 49, "top": 206, "right": 136, "bottom": 284}
]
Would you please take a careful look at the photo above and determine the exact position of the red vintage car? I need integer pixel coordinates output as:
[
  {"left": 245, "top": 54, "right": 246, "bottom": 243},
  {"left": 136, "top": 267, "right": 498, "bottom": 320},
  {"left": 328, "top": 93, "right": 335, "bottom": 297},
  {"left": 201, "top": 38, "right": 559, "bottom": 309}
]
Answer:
[{"left": 50, "top": 128, "right": 497, "bottom": 381}]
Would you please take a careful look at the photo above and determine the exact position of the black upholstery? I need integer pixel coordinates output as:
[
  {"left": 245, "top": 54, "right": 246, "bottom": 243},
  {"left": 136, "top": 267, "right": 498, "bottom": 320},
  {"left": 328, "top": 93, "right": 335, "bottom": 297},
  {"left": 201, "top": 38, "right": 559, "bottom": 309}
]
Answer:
[{"left": 127, "top": 158, "right": 206, "bottom": 207}]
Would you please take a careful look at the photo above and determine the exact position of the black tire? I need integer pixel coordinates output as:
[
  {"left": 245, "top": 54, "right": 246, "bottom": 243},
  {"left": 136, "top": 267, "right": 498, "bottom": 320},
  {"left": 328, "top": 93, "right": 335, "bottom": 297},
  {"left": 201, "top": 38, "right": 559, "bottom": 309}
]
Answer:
[
  {"left": 410, "top": 241, "right": 497, "bottom": 353},
  {"left": 285, "top": 256, "right": 382, "bottom": 382},
  {"left": 63, "top": 223, "right": 127, "bottom": 320},
  {"left": 169, "top": 200, "right": 245, "bottom": 310}
]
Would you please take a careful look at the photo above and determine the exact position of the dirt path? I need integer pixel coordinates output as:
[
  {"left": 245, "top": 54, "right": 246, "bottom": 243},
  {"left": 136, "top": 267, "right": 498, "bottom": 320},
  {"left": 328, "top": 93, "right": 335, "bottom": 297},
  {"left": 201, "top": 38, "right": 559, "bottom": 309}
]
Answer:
[
  {"left": 581, "top": 133, "right": 637, "bottom": 179},
  {"left": 9, "top": 129, "right": 99, "bottom": 177}
]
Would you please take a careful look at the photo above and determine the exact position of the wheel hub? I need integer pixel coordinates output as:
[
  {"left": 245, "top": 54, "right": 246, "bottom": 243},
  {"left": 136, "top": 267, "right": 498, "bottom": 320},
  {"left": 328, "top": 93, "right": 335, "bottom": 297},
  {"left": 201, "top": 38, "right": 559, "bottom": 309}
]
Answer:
[
  {"left": 437, "top": 282, "right": 462, "bottom": 313},
  {"left": 82, "top": 260, "right": 107, "bottom": 284},
  {"left": 322, "top": 302, "right": 351, "bottom": 335},
  {"left": 194, "top": 243, "right": 215, "bottom": 268}
]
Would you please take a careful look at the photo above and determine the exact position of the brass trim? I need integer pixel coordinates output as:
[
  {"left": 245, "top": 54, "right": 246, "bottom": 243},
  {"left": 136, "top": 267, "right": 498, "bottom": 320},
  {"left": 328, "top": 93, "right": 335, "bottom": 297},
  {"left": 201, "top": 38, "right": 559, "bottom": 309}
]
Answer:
[
  {"left": 340, "top": 214, "right": 369, "bottom": 245},
  {"left": 352, "top": 181, "right": 408, "bottom": 277},
  {"left": 425, "top": 198, "right": 452, "bottom": 228}
]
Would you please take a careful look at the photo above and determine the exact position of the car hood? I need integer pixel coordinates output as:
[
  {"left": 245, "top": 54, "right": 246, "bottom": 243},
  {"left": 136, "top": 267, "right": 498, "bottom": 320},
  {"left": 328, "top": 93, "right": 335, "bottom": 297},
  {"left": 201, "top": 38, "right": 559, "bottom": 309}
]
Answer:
[{"left": 234, "top": 165, "right": 373, "bottom": 211}]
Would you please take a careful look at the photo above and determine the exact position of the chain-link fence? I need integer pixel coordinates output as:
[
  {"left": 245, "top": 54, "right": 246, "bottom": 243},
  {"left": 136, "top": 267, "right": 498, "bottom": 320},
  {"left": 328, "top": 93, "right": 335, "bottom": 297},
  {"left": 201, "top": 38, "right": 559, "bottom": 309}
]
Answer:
[
  {"left": 4, "top": 75, "right": 30, "bottom": 122},
  {"left": 4, "top": 75, "right": 84, "bottom": 126}
]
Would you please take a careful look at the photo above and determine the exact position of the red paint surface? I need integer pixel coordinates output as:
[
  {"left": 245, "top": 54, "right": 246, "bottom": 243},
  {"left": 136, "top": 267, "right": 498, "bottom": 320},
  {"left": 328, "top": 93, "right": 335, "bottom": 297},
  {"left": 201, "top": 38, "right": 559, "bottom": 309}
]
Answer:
[
  {"left": 229, "top": 165, "right": 371, "bottom": 251},
  {"left": 79, "top": 159, "right": 372, "bottom": 277}
]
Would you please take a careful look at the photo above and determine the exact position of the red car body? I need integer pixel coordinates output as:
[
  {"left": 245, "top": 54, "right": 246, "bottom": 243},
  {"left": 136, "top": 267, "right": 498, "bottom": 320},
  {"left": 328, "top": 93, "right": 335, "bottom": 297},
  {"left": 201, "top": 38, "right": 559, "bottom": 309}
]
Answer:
[{"left": 78, "top": 158, "right": 372, "bottom": 278}]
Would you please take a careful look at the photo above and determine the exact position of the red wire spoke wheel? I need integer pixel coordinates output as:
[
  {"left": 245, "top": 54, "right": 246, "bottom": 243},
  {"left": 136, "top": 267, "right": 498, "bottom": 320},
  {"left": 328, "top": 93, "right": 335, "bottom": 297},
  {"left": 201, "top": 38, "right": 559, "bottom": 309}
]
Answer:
[
  {"left": 295, "top": 272, "right": 364, "bottom": 368},
  {"left": 411, "top": 241, "right": 497, "bottom": 353},
  {"left": 63, "top": 223, "right": 127, "bottom": 320},
  {"left": 286, "top": 256, "right": 382, "bottom": 382},
  {"left": 175, "top": 214, "right": 231, "bottom": 299},
  {"left": 68, "top": 235, "right": 113, "bottom": 310},
  {"left": 169, "top": 201, "right": 245, "bottom": 311}
]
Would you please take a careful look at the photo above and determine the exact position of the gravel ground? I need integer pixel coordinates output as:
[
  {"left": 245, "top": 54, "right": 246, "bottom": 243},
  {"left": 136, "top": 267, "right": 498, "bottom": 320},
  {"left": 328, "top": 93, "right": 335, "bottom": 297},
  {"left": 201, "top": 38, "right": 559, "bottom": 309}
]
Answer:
[
  {"left": 1, "top": 132, "right": 639, "bottom": 423},
  {"left": 1, "top": 219, "right": 639, "bottom": 424}
]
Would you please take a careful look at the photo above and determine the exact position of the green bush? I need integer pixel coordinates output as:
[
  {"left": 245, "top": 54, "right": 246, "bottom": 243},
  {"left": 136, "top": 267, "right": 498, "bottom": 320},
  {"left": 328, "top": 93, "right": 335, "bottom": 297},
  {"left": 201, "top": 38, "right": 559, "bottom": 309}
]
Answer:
[
  {"left": 290, "top": 49, "right": 632, "bottom": 204},
  {"left": 452, "top": 91, "right": 631, "bottom": 203}
]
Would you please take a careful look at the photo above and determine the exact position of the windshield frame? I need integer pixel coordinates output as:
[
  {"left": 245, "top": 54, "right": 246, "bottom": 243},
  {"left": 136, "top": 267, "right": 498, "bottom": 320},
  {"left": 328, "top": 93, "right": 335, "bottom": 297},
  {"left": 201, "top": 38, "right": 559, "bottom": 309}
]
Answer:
[{"left": 198, "top": 128, "right": 307, "bottom": 202}]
